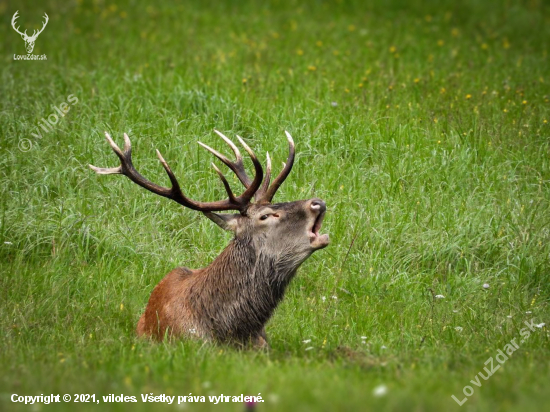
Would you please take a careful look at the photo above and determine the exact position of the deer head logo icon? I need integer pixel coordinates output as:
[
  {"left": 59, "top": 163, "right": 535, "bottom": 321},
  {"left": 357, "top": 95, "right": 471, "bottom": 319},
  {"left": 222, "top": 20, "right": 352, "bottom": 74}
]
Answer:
[{"left": 11, "top": 11, "right": 49, "bottom": 54}]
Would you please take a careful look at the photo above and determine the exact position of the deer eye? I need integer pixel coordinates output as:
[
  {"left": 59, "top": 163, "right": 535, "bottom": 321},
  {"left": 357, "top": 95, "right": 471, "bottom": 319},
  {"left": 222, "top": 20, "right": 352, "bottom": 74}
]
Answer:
[{"left": 259, "top": 214, "right": 269, "bottom": 221}]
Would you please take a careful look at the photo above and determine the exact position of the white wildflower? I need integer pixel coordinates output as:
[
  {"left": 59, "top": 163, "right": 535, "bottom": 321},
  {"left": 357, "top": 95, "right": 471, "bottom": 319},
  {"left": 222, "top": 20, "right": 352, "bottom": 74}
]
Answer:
[
  {"left": 435, "top": 294, "right": 445, "bottom": 299},
  {"left": 302, "top": 339, "right": 311, "bottom": 344},
  {"left": 373, "top": 384, "right": 388, "bottom": 397}
]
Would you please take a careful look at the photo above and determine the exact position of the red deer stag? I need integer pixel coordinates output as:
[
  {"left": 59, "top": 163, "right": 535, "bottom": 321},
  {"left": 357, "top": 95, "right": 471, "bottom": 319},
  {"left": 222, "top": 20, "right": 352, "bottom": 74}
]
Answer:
[{"left": 90, "top": 130, "right": 329, "bottom": 347}]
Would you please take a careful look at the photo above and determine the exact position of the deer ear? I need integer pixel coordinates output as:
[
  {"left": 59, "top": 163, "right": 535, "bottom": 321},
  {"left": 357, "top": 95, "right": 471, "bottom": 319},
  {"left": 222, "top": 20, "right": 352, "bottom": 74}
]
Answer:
[{"left": 203, "top": 212, "right": 241, "bottom": 232}]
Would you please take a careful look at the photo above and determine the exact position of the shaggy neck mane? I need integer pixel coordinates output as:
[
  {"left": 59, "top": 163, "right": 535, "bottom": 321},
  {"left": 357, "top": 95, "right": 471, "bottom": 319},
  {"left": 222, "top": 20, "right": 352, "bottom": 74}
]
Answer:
[{"left": 190, "top": 236, "right": 297, "bottom": 343}]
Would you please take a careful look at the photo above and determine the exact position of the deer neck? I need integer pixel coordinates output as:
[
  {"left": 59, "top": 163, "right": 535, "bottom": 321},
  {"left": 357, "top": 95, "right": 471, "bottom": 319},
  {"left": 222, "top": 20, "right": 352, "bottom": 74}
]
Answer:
[{"left": 196, "top": 236, "right": 298, "bottom": 342}]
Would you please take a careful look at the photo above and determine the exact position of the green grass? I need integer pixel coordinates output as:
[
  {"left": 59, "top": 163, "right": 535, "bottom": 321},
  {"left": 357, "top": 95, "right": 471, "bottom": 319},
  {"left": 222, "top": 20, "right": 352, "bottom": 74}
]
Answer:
[{"left": 1, "top": 0, "right": 550, "bottom": 410}]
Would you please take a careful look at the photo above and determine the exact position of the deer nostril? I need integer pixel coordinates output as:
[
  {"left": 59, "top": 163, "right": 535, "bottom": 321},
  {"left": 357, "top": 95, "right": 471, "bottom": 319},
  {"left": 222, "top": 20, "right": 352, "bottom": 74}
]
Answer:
[{"left": 310, "top": 199, "right": 326, "bottom": 212}]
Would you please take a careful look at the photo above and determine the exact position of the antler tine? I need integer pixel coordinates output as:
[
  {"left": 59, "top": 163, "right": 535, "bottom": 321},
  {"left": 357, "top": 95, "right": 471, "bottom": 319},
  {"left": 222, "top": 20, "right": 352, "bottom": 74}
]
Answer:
[
  {"left": 155, "top": 149, "right": 183, "bottom": 196},
  {"left": 210, "top": 163, "right": 237, "bottom": 203},
  {"left": 122, "top": 132, "right": 131, "bottom": 152},
  {"left": 199, "top": 130, "right": 266, "bottom": 197},
  {"left": 256, "top": 152, "right": 272, "bottom": 199},
  {"left": 200, "top": 132, "right": 265, "bottom": 204},
  {"left": 89, "top": 132, "right": 124, "bottom": 174},
  {"left": 234, "top": 135, "right": 264, "bottom": 202},
  {"left": 104, "top": 131, "right": 125, "bottom": 157},
  {"left": 89, "top": 164, "right": 122, "bottom": 174},
  {"left": 197, "top": 130, "right": 253, "bottom": 188},
  {"left": 259, "top": 131, "right": 295, "bottom": 203},
  {"left": 197, "top": 141, "right": 235, "bottom": 174},
  {"left": 214, "top": 129, "right": 242, "bottom": 161},
  {"left": 11, "top": 11, "right": 26, "bottom": 37}
]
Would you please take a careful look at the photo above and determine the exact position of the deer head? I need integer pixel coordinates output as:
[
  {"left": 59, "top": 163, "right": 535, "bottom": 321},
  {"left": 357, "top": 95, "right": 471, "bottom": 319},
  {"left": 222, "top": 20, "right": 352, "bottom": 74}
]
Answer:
[
  {"left": 90, "top": 130, "right": 329, "bottom": 254},
  {"left": 89, "top": 130, "right": 329, "bottom": 345},
  {"left": 11, "top": 11, "right": 49, "bottom": 54}
]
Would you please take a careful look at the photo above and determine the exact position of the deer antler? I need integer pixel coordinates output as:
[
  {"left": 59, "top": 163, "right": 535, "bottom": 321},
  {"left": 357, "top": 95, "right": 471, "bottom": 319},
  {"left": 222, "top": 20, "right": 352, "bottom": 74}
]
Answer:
[
  {"left": 11, "top": 11, "right": 27, "bottom": 37},
  {"left": 11, "top": 11, "right": 48, "bottom": 40},
  {"left": 198, "top": 130, "right": 295, "bottom": 203},
  {"left": 260, "top": 131, "right": 295, "bottom": 203},
  {"left": 89, "top": 132, "right": 263, "bottom": 214},
  {"left": 29, "top": 13, "right": 49, "bottom": 40}
]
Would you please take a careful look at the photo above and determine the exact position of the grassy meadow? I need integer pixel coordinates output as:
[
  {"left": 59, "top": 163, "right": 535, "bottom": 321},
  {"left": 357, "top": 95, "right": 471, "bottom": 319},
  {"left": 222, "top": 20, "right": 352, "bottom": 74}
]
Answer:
[{"left": 1, "top": 0, "right": 550, "bottom": 410}]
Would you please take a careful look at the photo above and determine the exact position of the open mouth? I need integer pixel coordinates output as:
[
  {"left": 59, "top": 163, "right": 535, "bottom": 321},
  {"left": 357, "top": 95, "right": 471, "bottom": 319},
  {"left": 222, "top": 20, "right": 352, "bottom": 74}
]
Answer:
[
  {"left": 309, "top": 210, "right": 329, "bottom": 248},
  {"left": 311, "top": 210, "right": 325, "bottom": 237}
]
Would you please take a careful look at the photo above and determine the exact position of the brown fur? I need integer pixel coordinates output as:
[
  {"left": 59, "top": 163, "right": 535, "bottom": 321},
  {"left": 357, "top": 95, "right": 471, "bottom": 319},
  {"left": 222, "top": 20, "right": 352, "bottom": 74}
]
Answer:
[{"left": 136, "top": 200, "right": 329, "bottom": 347}]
